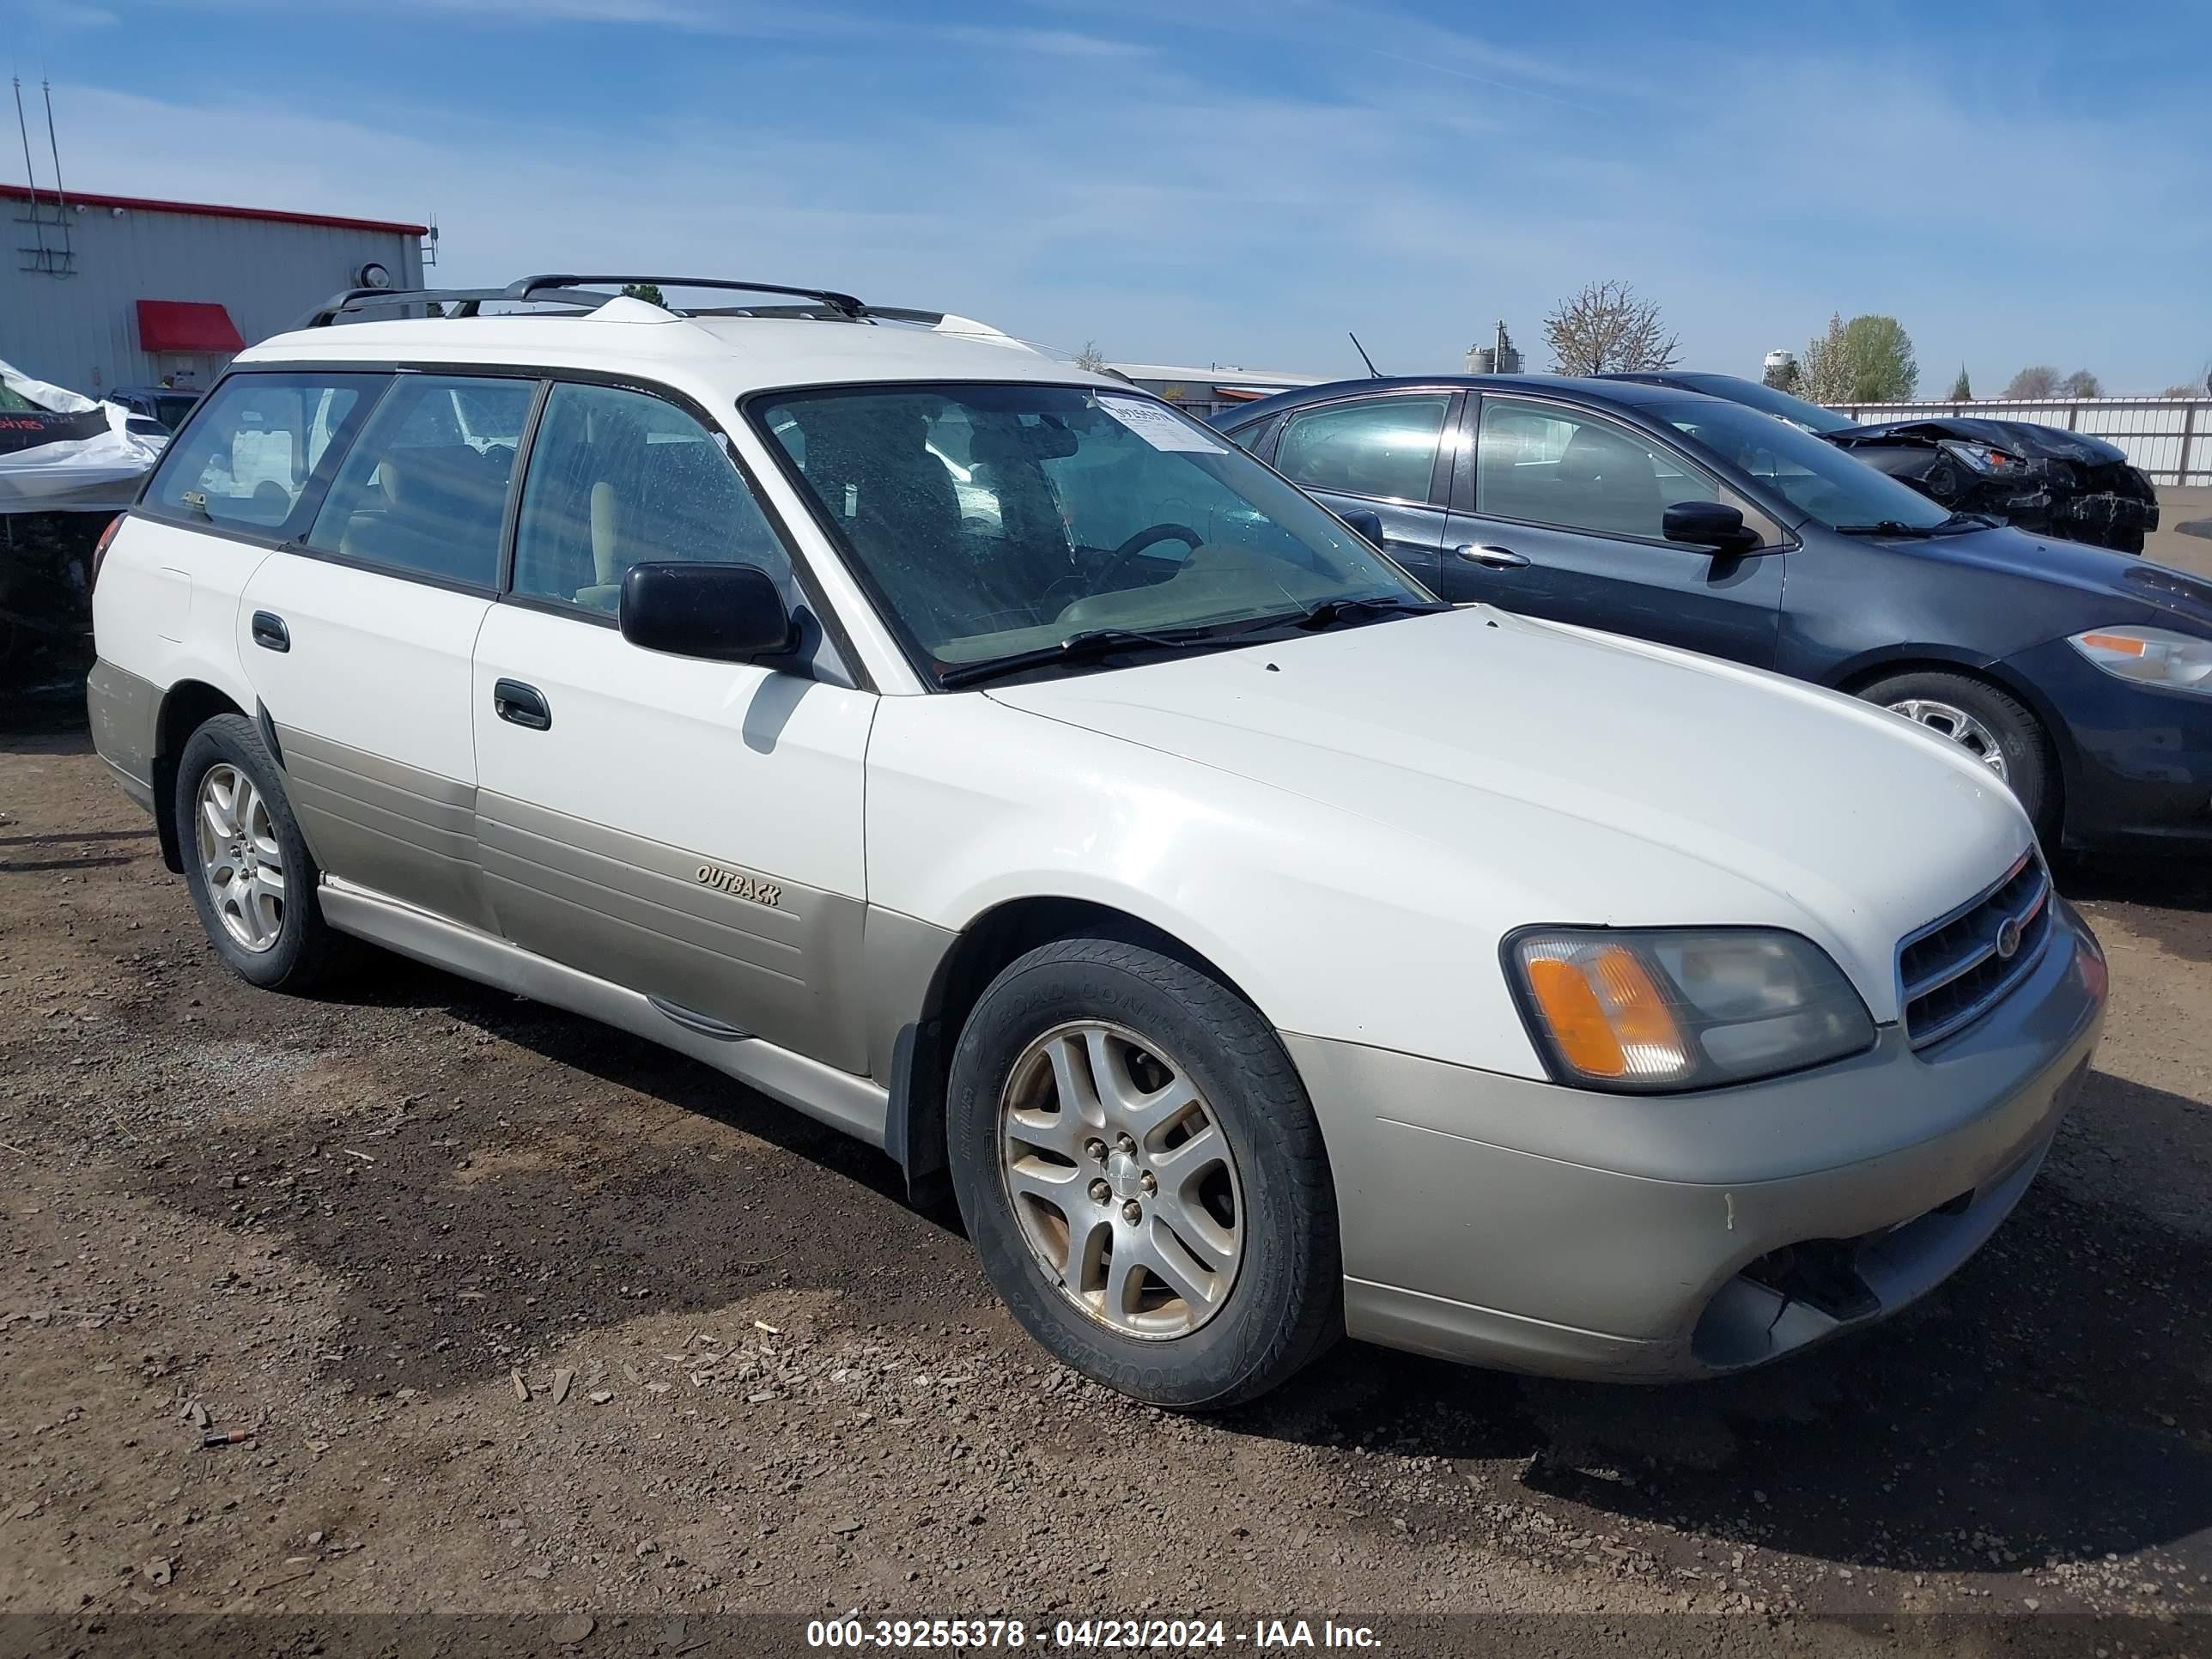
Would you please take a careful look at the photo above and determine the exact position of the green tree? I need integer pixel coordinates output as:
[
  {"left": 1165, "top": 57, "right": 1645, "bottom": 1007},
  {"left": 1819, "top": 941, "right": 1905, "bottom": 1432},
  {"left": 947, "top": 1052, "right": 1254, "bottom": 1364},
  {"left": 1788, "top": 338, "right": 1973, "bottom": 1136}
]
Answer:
[
  {"left": 1948, "top": 363, "right": 1972, "bottom": 400},
  {"left": 2060, "top": 368, "right": 2101, "bottom": 398},
  {"left": 2003, "top": 364, "right": 2060, "bottom": 399},
  {"left": 1840, "top": 315, "right": 1917, "bottom": 399},
  {"left": 1762, "top": 356, "right": 1801, "bottom": 392},
  {"left": 620, "top": 282, "right": 667, "bottom": 307}
]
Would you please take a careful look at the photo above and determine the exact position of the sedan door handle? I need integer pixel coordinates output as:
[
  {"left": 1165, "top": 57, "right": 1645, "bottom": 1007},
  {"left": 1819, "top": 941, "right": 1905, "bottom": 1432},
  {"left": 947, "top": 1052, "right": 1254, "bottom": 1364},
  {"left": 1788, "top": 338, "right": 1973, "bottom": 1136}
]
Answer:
[
  {"left": 492, "top": 678, "right": 551, "bottom": 731},
  {"left": 250, "top": 611, "right": 290, "bottom": 653},
  {"left": 1455, "top": 544, "right": 1530, "bottom": 570}
]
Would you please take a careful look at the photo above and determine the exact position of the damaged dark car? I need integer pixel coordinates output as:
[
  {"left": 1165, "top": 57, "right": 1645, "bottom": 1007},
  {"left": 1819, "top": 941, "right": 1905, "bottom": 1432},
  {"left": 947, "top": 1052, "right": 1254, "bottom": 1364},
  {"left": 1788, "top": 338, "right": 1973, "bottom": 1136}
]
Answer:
[{"left": 1605, "top": 372, "right": 2161, "bottom": 554}]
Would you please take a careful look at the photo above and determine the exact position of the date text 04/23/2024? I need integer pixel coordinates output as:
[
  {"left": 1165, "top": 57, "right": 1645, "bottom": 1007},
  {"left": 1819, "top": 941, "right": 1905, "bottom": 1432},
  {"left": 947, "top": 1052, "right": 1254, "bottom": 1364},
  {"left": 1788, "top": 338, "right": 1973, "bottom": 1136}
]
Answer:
[{"left": 805, "top": 1618, "right": 1383, "bottom": 1649}]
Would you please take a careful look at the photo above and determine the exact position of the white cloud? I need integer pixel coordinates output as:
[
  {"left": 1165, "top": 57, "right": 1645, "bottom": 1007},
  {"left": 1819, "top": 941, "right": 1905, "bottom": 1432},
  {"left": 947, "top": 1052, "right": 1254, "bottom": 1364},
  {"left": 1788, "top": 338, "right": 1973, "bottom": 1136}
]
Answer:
[{"left": 21, "top": 0, "right": 121, "bottom": 26}]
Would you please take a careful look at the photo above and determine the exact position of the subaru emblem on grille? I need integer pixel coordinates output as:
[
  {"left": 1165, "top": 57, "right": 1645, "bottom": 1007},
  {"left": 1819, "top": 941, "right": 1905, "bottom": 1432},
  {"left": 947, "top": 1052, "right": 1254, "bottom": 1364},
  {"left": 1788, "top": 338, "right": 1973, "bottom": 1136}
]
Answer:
[{"left": 1995, "top": 916, "right": 2023, "bottom": 960}]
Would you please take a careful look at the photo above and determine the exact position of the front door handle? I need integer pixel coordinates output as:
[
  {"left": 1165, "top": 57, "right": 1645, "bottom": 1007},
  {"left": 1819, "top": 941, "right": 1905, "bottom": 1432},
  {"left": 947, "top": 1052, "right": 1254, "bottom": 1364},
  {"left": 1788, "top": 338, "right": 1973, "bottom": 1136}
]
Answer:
[
  {"left": 1455, "top": 544, "right": 1530, "bottom": 570},
  {"left": 492, "top": 678, "right": 551, "bottom": 731},
  {"left": 250, "top": 611, "right": 290, "bottom": 652}
]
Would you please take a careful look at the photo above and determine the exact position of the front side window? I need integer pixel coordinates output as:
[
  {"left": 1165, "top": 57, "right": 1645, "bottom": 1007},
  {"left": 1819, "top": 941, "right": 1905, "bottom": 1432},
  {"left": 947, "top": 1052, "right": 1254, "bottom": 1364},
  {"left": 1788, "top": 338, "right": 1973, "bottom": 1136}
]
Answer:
[
  {"left": 511, "top": 381, "right": 795, "bottom": 614},
  {"left": 1273, "top": 393, "right": 1450, "bottom": 502},
  {"left": 753, "top": 383, "right": 1428, "bottom": 678},
  {"left": 147, "top": 372, "right": 381, "bottom": 533},
  {"left": 306, "top": 375, "right": 536, "bottom": 587},
  {"left": 1476, "top": 398, "right": 1722, "bottom": 542},
  {"left": 1651, "top": 397, "right": 1951, "bottom": 531}
]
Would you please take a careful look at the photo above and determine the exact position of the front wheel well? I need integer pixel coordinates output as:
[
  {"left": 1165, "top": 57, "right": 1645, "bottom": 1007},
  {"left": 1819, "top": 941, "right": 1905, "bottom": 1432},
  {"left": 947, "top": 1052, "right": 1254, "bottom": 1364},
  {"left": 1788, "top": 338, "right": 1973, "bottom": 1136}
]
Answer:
[
  {"left": 149, "top": 680, "right": 247, "bottom": 872},
  {"left": 887, "top": 897, "right": 1255, "bottom": 1204}
]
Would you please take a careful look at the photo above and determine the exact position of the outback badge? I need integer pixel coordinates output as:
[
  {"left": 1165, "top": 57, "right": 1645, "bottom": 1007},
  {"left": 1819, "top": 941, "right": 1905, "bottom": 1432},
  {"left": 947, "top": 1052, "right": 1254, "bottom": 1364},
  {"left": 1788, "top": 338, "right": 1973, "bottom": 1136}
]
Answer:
[{"left": 696, "top": 862, "right": 781, "bottom": 908}]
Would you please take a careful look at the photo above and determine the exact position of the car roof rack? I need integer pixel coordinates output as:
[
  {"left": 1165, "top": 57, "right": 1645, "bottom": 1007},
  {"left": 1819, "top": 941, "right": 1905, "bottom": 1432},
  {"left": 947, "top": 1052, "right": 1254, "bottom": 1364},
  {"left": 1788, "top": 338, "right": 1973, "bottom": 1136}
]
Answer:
[
  {"left": 501, "top": 274, "right": 867, "bottom": 318},
  {"left": 298, "top": 274, "right": 871, "bottom": 331},
  {"left": 296, "top": 275, "right": 1015, "bottom": 339},
  {"left": 297, "top": 284, "right": 611, "bottom": 329}
]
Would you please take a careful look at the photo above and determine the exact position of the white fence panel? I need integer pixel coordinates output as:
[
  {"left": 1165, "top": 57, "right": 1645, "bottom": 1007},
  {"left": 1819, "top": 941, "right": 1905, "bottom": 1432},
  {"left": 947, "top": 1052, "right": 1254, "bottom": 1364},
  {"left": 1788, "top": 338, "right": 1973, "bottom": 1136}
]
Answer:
[{"left": 1830, "top": 398, "right": 2209, "bottom": 488}]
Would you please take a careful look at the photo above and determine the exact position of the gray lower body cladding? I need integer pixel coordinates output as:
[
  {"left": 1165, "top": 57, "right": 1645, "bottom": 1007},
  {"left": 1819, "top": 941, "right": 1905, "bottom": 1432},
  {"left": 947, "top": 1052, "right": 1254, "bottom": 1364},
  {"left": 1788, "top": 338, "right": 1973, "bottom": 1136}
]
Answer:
[
  {"left": 85, "top": 658, "right": 161, "bottom": 812},
  {"left": 273, "top": 725, "right": 874, "bottom": 1074}
]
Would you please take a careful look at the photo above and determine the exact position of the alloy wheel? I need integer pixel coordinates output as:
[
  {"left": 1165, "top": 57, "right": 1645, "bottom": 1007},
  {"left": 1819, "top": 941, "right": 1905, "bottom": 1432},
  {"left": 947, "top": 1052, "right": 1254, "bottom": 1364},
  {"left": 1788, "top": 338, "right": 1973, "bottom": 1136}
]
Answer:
[
  {"left": 997, "top": 1019, "right": 1244, "bottom": 1339},
  {"left": 1888, "top": 697, "right": 2009, "bottom": 781},
  {"left": 194, "top": 763, "right": 286, "bottom": 952}
]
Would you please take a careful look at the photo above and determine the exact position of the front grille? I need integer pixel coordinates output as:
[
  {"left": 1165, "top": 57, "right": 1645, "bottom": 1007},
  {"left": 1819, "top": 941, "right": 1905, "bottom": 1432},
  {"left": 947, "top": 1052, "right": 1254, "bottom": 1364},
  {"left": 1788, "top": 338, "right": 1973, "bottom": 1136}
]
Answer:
[{"left": 1898, "top": 851, "right": 2051, "bottom": 1048}]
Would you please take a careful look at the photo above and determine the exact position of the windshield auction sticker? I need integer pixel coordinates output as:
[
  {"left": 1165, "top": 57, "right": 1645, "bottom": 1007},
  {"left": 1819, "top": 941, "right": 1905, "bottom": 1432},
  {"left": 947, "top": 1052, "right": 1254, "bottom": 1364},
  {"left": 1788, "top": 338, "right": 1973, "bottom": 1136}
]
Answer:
[{"left": 1096, "top": 394, "right": 1229, "bottom": 453}]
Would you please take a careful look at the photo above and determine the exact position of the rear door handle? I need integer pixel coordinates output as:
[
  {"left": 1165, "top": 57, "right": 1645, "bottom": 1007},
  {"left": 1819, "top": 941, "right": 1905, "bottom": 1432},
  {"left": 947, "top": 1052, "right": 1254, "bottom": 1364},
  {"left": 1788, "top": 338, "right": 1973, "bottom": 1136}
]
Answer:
[
  {"left": 1455, "top": 544, "right": 1530, "bottom": 570},
  {"left": 493, "top": 678, "right": 551, "bottom": 731},
  {"left": 250, "top": 611, "right": 290, "bottom": 652}
]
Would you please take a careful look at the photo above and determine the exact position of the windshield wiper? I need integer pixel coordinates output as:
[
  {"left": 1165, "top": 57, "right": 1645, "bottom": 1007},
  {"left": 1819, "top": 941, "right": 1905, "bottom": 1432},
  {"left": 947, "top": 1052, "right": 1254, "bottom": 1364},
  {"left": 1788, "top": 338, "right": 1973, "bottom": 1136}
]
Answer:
[
  {"left": 1929, "top": 510, "right": 2001, "bottom": 534},
  {"left": 1280, "top": 595, "right": 1454, "bottom": 630},
  {"left": 936, "top": 623, "right": 1253, "bottom": 690},
  {"left": 1832, "top": 519, "right": 1938, "bottom": 538}
]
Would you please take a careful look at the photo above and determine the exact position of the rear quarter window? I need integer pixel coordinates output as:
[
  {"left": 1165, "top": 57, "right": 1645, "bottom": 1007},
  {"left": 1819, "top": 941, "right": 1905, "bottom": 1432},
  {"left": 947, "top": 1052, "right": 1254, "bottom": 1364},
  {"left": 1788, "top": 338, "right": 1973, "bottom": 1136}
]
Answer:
[{"left": 147, "top": 371, "right": 387, "bottom": 536}]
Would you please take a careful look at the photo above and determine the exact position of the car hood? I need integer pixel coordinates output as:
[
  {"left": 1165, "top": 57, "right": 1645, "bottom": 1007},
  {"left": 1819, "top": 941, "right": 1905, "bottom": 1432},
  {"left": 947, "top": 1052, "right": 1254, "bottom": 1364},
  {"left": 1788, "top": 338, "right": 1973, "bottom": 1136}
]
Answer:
[
  {"left": 986, "top": 607, "right": 2032, "bottom": 1008},
  {"left": 1830, "top": 417, "right": 2131, "bottom": 469},
  {"left": 1874, "top": 524, "right": 2212, "bottom": 630}
]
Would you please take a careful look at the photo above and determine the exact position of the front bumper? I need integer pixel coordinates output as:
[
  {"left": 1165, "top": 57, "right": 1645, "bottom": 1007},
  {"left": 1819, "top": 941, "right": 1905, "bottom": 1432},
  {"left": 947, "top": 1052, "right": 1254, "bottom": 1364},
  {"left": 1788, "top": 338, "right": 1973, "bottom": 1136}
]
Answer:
[
  {"left": 2004, "top": 636, "right": 2212, "bottom": 848},
  {"left": 1288, "top": 899, "right": 2106, "bottom": 1382}
]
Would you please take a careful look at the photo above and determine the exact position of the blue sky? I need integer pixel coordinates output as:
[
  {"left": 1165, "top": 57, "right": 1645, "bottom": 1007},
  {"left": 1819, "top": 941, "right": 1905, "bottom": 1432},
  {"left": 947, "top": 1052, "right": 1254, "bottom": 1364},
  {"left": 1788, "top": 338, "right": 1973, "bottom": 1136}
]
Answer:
[{"left": 9, "top": 0, "right": 2209, "bottom": 392}]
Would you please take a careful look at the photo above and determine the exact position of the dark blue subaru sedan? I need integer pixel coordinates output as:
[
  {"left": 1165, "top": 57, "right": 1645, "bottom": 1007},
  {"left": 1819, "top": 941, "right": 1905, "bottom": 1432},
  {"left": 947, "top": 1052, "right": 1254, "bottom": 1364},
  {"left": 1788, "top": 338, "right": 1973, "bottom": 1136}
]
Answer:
[{"left": 1211, "top": 376, "right": 2212, "bottom": 852}]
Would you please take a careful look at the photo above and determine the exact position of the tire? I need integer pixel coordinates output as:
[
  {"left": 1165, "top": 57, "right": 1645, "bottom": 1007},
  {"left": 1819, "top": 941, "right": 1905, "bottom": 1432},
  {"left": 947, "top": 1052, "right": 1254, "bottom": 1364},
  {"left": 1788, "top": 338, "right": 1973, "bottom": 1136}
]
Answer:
[
  {"left": 1857, "top": 669, "right": 2056, "bottom": 839},
  {"left": 173, "top": 713, "right": 348, "bottom": 991},
  {"left": 945, "top": 933, "right": 1341, "bottom": 1409}
]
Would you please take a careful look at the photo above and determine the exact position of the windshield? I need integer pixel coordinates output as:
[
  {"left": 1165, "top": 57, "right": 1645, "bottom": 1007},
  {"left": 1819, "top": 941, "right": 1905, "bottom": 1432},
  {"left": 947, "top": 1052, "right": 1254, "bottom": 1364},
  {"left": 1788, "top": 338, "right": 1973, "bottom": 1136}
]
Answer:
[
  {"left": 753, "top": 383, "right": 1431, "bottom": 680},
  {"left": 1653, "top": 397, "right": 1950, "bottom": 531},
  {"left": 1679, "top": 376, "right": 1856, "bottom": 434}
]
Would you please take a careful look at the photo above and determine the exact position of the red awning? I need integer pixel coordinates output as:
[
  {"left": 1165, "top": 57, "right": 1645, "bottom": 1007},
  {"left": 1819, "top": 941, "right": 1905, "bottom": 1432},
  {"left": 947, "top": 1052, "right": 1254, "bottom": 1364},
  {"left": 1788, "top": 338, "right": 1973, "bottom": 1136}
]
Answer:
[{"left": 136, "top": 300, "right": 246, "bottom": 354}]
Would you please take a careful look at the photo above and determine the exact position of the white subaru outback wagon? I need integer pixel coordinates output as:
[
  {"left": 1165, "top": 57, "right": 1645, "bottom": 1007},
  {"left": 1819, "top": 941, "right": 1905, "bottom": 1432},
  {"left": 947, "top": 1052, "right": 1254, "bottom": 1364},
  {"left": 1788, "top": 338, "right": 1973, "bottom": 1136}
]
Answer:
[{"left": 87, "top": 274, "right": 2107, "bottom": 1407}]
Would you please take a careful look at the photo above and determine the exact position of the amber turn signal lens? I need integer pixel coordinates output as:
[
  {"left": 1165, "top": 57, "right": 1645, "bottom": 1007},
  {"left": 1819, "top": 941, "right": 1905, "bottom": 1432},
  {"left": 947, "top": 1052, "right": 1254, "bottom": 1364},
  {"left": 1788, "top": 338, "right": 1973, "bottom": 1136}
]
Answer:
[
  {"left": 1525, "top": 957, "right": 1626, "bottom": 1077},
  {"left": 1524, "top": 945, "right": 1689, "bottom": 1081},
  {"left": 2077, "top": 631, "right": 2150, "bottom": 657}
]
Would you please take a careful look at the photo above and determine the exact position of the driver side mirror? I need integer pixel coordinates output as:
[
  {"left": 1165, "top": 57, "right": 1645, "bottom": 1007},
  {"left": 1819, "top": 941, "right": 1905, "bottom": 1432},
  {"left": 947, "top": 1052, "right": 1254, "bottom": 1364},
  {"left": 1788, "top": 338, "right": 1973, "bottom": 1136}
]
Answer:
[
  {"left": 1339, "top": 507, "right": 1388, "bottom": 549},
  {"left": 1664, "top": 501, "right": 1762, "bottom": 554},
  {"left": 620, "top": 562, "right": 796, "bottom": 663}
]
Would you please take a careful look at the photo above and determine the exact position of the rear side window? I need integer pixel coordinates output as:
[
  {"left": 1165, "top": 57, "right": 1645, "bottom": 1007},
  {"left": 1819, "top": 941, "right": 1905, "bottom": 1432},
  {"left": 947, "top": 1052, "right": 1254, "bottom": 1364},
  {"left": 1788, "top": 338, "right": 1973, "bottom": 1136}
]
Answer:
[
  {"left": 307, "top": 375, "right": 536, "bottom": 588},
  {"left": 510, "top": 381, "right": 793, "bottom": 615},
  {"left": 1274, "top": 394, "right": 1450, "bottom": 502},
  {"left": 147, "top": 372, "right": 383, "bottom": 534}
]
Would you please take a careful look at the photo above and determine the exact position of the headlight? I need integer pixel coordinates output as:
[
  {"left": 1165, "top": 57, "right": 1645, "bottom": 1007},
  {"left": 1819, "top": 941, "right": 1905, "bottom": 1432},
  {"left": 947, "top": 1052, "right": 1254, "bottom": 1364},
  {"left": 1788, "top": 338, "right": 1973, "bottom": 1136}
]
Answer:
[
  {"left": 1937, "top": 438, "right": 2027, "bottom": 477},
  {"left": 2068, "top": 626, "right": 2212, "bottom": 695},
  {"left": 1505, "top": 927, "right": 1875, "bottom": 1093}
]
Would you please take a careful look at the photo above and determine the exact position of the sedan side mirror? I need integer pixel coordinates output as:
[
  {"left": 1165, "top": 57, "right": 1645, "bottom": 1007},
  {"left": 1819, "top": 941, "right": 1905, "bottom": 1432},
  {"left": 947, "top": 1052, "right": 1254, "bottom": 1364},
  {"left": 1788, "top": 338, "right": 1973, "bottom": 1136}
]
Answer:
[
  {"left": 620, "top": 562, "right": 796, "bottom": 663},
  {"left": 1663, "top": 501, "right": 1762, "bottom": 553},
  {"left": 1339, "top": 507, "right": 1388, "bottom": 549}
]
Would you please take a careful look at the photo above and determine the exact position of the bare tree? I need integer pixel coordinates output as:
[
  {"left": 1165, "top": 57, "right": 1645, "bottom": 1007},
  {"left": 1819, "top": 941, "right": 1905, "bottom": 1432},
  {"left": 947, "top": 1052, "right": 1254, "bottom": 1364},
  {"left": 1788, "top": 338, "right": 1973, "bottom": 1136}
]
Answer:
[
  {"left": 1541, "top": 281, "right": 1679, "bottom": 374},
  {"left": 2164, "top": 384, "right": 2203, "bottom": 398},
  {"left": 2059, "top": 368, "right": 2102, "bottom": 398},
  {"left": 1073, "top": 340, "right": 1110, "bottom": 374},
  {"left": 2003, "top": 364, "right": 2061, "bottom": 399}
]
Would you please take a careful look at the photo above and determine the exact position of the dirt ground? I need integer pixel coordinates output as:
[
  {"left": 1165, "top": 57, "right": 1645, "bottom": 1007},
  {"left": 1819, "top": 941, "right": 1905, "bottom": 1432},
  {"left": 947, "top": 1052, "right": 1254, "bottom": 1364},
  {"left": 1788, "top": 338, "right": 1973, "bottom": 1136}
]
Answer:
[{"left": 2, "top": 714, "right": 2209, "bottom": 1657}]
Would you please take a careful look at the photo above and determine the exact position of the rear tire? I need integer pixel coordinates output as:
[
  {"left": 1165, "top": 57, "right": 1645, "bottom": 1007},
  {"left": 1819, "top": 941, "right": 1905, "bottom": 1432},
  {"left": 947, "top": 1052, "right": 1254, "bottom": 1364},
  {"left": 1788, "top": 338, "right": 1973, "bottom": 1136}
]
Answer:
[
  {"left": 946, "top": 933, "right": 1341, "bottom": 1409},
  {"left": 1857, "top": 669, "right": 2056, "bottom": 840},
  {"left": 174, "top": 713, "right": 349, "bottom": 991}
]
